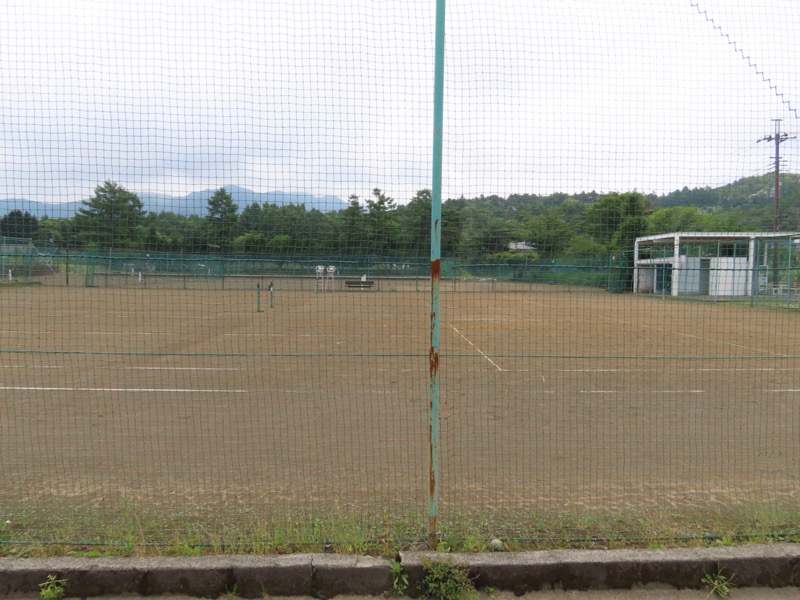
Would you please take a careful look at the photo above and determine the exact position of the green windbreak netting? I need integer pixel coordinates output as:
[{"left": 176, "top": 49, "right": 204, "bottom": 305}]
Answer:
[{"left": 1, "top": 0, "right": 799, "bottom": 548}]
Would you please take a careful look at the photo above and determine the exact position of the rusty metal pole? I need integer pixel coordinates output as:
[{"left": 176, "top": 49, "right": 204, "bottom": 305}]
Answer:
[{"left": 428, "top": 0, "right": 446, "bottom": 550}]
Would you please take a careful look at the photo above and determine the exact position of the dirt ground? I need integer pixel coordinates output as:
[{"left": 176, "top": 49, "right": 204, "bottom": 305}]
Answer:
[{"left": 1, "top": 279, "right": 798, "bottom": 532}]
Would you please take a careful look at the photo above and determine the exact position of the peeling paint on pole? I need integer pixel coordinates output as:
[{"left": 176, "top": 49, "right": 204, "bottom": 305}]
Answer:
[
  {"left": 428, "top": 0, "right": 445, "bottom": 549},
  {"left": 429, "top": 256, "right": 441, "bottom": 547}
]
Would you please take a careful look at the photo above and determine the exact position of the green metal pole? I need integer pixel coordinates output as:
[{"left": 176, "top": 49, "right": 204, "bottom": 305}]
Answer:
[
  {"left": 428, "top": 0, "right": 446, "bottom": 550},
  {"left": 257, "top": 283, "right": 262, "bottom": 312}
]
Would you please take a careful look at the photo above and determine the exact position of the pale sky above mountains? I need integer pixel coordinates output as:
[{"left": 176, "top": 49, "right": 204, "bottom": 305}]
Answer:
[{"left": 1, "top": 0, "right": 798, "bottom": 206}]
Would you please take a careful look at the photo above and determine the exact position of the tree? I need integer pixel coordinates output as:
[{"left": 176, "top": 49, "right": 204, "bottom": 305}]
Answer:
[
  {"left": 0, "top": 210, "right": 38, "bottom": 239},
  {"left": 441, "top": 202, "right": 464, "bottom": 257},
  {"left": 525, "top": 208, "right": 573, "bottom": 258},
  {"left": 470, "top": 218, "right": 522, "bottom": 258},
  {"left": 587, "top": 191, "right": 649, "bottom": 291},
  {"left": 338, "top": 195, "right": 367, "bottom": 255},
  {"left": 205, "top": 187, "right": 239, "bottom": 251},
  {"left": 239, "top": 202, "right": 266, "bottom": 236},
  {"left": 396, "top": 190, "right": 463, "bottom": 259},
  {"left": 364, "top": 188, "right": 399, "bottom": 255},
  {"left": 73, "top": 181, "right": 145, "bottom": 248},
  {"left": 561, "top": 234, "right": 607, "bottom": 258},
  {"left": 398, "top": 189, "right": 432, "bottom": 257},
  {"left": 33, "top": 217, "right": 78, "bottom": 248},
  {"left": 587, "top": 191, "right": 649, "bottom": 252},
  {"left": 266, "top": 233, "right": 292, "bottom": 254},
  {"left": 232, "top": 231, "right": 267, "bottom": 253}
]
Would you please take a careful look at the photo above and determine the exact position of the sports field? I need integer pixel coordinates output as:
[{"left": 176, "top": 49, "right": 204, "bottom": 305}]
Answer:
[{"left": 1, "top": 278, "right": 799, "bottom": 535}]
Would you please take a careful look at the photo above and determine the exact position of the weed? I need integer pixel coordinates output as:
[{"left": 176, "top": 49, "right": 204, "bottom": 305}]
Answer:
[
  {"left": 388, "top": 559, "right": 409, "bottom": 596},
  {"left": 435, "top": 540, "right": 451, "bottom": 553},
  {"left": 6, "top": 501, "right": 800, "bottom": 556},
  {"left": 701, "top": 565, "right": 735, "bottom": 598},
  {"left": 418, "top": 559, "right": 478, "bottom": 600},
  {"left": 461, "top": 536, "right": 482, "bottom": 552},
  {"left": 67, "top": 548, "right": 108, "bottom": 558},
  {"left": 164, "top": 543, "right": 203, "bottom": 556},
  {"left": 487, "top": 538, "right": 504, "bottom": 552},
  {"left": 219, "top": 583, "right": 240, "bottom": 598},
  {"left": 38, "top": 575, "right": 68, "bottom": 600}
]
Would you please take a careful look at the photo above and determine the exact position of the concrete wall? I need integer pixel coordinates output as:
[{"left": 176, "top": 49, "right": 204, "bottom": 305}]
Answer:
[
  {"left": 673, "top": 256, "right": 701, "bottom": 295},
  {"left": 709, "top": 257, "right": 749, "bottom": 296}
]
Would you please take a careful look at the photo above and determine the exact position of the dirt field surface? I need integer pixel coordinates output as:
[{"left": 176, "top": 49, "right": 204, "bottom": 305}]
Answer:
[{"left": 1, "top": 280, "right": 798, "bottom": 529}]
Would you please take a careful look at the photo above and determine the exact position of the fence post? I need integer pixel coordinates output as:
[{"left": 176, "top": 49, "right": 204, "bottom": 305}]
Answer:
[
  {"left": 428, "top": 0, "right": 446, "bottom": 550},
  {"left": 787, "top": 239, "right": 793, "bottom": 306}
]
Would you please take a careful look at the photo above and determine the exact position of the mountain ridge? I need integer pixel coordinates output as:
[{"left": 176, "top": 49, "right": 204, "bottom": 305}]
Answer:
[{"left": 0, "top": 187, "right": 347, "bottom": 219}]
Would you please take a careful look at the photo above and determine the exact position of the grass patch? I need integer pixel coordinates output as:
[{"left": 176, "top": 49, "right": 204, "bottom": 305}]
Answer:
[
  {"left": 389, "top": 559, "right": 409, "bottom": 596},
  {"left": 701, "top": 565, "right": 736, "bottom": 598},
  {"left": 1, "top": 499, "right": 800, "bottom": 557},
  {"left": 418, "top": 558, "right": 477, "bottom": 600},
  {"left": 38, "top": 575, "right": 68, "bottom": 600}
]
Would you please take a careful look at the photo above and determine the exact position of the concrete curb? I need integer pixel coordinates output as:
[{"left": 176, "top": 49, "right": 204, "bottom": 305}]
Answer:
[
  {"left": 402, "top": 545, "right": 800, "bottom": 595},
  {"left": 0, "top": 544, "right": 798, "bottom": 597}
]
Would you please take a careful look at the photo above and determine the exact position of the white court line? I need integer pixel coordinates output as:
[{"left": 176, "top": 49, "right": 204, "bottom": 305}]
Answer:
[
  {"left": 2, "top": 365, "right": 67, "bottom": 369},
  {"left": 0, "top": 387, "right": 247, "bottom": 393},
  {"left": 2, "top": 366, "right": 243, "bottom": 372},
  {"left": 551, "top": 367, "right": 795, "bottom": 373},
  {"left": 652, "top": 390, "right": 706, "bottom": 394},
  {"left": 446, "top": 322, "right": 503, "bottom": 372},
  {"left": 128, "top": 367, "right": 244, "bottom": 371},
  {"left": 580, "top": 390, "right": 706, "bottom": 394},
  {"left": 578, "top": 389, "right": 794, "bottom": 394},
  {"left": 0, "top": 330, "right": 174, "bottom": 336},
  {"left": 689, "top": 367, "right": 796, "bottom": 372}
]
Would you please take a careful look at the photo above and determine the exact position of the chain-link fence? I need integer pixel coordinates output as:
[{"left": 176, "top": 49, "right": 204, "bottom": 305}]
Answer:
[{"left": 1, "top": 1, "right": 799, "bottom": 548}]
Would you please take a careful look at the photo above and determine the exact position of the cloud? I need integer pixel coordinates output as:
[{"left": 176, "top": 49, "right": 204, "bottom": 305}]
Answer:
[{"left": 0, "top": 0, "right": 798, "bottom": 204}]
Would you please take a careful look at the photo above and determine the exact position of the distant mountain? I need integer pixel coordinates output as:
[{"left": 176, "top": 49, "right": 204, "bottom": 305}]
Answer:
[
  {"left": 144, "top": 186, "right": 348, "bottom": 215},
  {"left": 0, "top": 186, "right": 347, "bottom": 218},
  {"left": 0, "top": 199, "right": 83, "bottom": 219}
]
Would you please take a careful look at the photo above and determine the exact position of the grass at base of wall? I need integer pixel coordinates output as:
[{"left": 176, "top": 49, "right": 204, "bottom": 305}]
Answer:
[{"left": 2, "top": 500, "right": 799, "bottom": 557}]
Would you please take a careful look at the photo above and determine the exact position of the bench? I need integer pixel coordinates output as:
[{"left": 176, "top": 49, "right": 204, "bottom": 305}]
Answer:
[
  {"left": 345, "top": 279, "right": 375, "bottom": 290},
  {"left": 770, "top": 285, "right": 799, "bottom": 297}
]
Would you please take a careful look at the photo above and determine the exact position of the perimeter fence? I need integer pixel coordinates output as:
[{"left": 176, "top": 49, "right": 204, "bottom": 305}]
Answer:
[
  {"left": 4, "top": 244, "right": 800, "bottom": 305},
  {"left": 1, "top": 1, "right": 800, "bottom": 550}
]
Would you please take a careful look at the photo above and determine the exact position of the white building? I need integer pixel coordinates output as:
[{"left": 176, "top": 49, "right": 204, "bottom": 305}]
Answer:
[{"left": 633, "top": 232, "right": 799, "bottom": 297}]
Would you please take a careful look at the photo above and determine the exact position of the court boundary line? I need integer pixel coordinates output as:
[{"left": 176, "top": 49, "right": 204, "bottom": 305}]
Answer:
[
  {"left": 0, "top": 386, "right": 247, "bottom": 393},
  {"left": 446, "top": 321, "right": 503, "bottom": 371}
]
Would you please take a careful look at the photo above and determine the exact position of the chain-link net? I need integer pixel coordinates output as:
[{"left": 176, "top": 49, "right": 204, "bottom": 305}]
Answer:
[{"left": 1, "top": 0, "right": 799, "bottom": 548}]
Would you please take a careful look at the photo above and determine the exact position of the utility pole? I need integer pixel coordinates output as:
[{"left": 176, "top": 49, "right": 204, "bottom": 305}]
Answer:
[{"left": 758, "top": 119, "right": 795, "bottom": 232}]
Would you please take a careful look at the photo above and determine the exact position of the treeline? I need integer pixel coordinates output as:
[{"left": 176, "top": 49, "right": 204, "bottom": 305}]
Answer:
[{"left": 1, "top": 175, "right": 797, "bottom": 261}]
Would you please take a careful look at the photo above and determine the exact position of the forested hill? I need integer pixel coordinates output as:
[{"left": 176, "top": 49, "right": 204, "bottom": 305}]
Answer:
[
  {"left": 463, "top": 173, "right": 798, "bottom": 215},
  {"left": 1, "top": 175, "right": 797, "bottom": 261},
  {"left": 455, "top": 173, "right": 800, "bottom": 235},
  {"left": 655, "top": 173, "right": 800, "bottom": 211}
]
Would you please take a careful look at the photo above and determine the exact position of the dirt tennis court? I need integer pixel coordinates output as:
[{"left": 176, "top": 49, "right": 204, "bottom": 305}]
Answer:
[{"left": 1, "top": 279, "right": 798, "bottom": 529}]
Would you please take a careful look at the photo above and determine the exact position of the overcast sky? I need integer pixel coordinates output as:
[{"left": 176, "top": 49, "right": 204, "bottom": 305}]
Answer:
[{"left": 1, "top": 0, "right": 799, "bottom": 206}]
